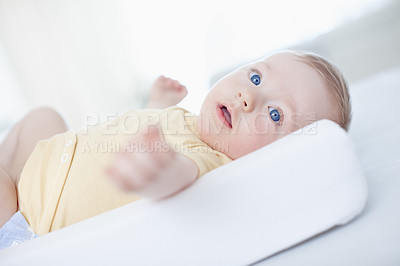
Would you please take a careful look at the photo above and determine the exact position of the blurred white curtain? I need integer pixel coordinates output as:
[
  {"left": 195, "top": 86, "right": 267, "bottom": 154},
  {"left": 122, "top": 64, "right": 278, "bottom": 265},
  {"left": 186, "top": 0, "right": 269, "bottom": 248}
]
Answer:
[
  {"left": 0, "top": 0, "right": 394, "bottom": 129},
  {"left": 0, "top": 0, "right": 145, "bottom": 128},
  {"left": 0, "top": 40, "right": 26, "bottom": 131}
]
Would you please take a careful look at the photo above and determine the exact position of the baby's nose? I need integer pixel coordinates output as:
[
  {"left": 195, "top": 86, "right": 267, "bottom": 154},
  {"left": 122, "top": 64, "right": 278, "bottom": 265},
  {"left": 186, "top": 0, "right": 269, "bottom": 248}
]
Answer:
[{"left": 237, "top": 90, "right": 255, "bottom": 112}]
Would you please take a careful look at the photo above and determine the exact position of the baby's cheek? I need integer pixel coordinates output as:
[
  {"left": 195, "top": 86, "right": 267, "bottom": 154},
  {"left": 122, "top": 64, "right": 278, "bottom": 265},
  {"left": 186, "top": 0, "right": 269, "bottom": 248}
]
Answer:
[
  {"left": 247, "top": 122, "right": 283, "bottom": 150},
  {"left": 229, "top": 133, "right": 271, "bottom": 159},
  {"left": 251, "top": 134, "right": 273, "bottom": 150},
  {"left": 253, "top": 115, "right": 270, "bottom": 134},
  {"left": 253, "top": 115, "right": 292, "bottom": 138}
]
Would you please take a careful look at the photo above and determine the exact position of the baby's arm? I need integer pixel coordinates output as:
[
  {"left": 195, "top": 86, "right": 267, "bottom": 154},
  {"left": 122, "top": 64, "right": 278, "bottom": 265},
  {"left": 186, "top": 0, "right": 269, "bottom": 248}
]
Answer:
[{"left": 105, "top": 126, "right": 198, "bottom": 199}]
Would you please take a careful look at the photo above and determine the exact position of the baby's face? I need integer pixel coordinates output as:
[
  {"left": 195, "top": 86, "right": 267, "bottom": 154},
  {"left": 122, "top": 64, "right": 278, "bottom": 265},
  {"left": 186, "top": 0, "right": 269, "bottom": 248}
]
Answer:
[{"left": 197, "top": 52, "right": 336, "bottom": 159}]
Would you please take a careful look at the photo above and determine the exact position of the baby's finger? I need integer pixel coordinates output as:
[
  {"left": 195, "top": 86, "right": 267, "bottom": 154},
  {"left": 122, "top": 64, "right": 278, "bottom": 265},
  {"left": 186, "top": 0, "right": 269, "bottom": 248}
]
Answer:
[
  {"left": 141, "top": 128, "right": 176, "bottom": 168},
  {"left": 173, "top": 81, "right": 187, "bottom": 93},
  {"left": 142, "top": 125, "right": 163, "bottom": 143},
  {"left": 110, "top": 152, "right": 150, "bottom": 188},
  {"left": 130, "top": 152, "right": 162, "bottom": 182},
  {"left": 116, "top": 151, "right": 161, "bottom": 185},
  {"left": 179, "top": 85, "right": 188, "bottom": 96},
  {"left": 105, "top": 165, "right": 138, "bottom": 191},
  {"left": 171, "top": 79, "right": 181, "bottom": 89},
  {"left": 152, "top": 145, "right": 176, "bottom": 168}
]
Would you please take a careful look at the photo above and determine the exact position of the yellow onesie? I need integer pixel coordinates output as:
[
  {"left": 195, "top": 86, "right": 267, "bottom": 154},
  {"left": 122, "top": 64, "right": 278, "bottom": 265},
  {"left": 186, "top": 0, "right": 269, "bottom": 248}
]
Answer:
[{"left": 18, "top": 107, "right": 232, "bottom": 235}]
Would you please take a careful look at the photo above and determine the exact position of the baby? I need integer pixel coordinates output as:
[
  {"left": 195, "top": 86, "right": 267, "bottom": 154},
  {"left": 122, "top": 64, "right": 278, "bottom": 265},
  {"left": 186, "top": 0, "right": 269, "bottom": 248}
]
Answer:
[
  {"left": 107, "top": 50, "right": 351, "bottom": 196},
  {"left": 0, "top": 50, "right": 351, "bottom": 245}
]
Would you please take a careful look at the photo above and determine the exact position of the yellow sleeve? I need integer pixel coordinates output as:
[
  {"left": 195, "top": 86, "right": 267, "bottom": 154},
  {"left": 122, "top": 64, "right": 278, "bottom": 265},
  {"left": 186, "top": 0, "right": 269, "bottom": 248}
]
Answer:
[
  {"left": 160, "top": 107, "right": 232, "bottom": 177},
  {"left": 178, "top": 143, "right": 232, "bottom": 177}
]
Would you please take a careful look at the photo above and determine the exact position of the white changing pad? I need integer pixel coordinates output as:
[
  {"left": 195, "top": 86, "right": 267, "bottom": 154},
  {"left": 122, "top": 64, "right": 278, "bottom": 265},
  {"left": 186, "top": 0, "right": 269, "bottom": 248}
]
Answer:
[{"left": 0, "top": 119, "right": 367, "bottom": 265}]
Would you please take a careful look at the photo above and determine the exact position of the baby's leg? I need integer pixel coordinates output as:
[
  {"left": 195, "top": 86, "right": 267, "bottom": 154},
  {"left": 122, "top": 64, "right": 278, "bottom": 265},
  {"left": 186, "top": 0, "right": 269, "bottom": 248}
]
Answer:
[
  {"left": 0, "top": 166, "right": 16, "bottom": 228},
  {"left": 146, "top": 75, "right": 188, "bottom": 109},
  {"left": 0, "top": 107, "right": 68, "bottom": 228}
]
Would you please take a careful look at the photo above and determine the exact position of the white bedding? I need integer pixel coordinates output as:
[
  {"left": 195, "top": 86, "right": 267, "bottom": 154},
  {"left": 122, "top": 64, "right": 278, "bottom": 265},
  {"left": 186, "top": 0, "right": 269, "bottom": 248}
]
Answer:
[{"left": 0, "top": 116, "right": 367, "bottom": 265}]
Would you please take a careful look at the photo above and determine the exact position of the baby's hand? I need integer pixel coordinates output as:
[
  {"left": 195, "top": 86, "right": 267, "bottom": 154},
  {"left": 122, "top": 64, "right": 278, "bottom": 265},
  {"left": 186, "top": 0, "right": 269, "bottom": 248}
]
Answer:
[
  {"left": 146, "top": 75, "right": 188, "bottom": 109},
  {"left": 105, "top": 125, "right": 197, "bottom": 199}
]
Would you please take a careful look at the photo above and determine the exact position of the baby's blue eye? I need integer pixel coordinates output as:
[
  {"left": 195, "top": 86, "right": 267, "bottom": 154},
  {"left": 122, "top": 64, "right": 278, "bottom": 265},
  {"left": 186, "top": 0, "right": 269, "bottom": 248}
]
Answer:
[
  {"left": 250, "top": 72, "right": 261, "bottom": 86},
  {"left": 268, "top": 106, "right": 281, "bottom": 122}
]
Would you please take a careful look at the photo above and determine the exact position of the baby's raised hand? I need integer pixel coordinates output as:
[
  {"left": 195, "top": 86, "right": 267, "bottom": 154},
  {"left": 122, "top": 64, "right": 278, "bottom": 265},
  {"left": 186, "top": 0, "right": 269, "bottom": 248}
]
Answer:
[
  {"left": 146, "top": 75, "right": 188, "bottom": 109},
  {"left": 105, "top": 125, "right": 198, "bottom": 199}
]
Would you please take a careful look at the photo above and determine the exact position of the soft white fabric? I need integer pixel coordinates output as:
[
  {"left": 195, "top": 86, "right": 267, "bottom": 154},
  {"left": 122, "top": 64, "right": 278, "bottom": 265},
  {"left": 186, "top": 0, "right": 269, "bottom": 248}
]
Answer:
[{"left": 0, "top": 119, "right": 367, "bottom": 266}]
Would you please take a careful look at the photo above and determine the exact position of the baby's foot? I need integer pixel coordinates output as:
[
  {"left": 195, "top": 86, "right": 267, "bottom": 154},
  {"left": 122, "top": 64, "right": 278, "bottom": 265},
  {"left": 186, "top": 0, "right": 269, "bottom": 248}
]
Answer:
[{"left": 146, "top": 76, "right": 188, "bottom": 109}]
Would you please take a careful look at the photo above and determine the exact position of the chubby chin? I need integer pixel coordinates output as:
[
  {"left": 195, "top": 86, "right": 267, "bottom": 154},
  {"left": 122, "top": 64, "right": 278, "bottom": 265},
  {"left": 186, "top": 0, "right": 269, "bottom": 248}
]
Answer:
[
  {"left": 222, "top": 132, "right": 280, "bottom": 160},
  {"left": 224, "top": 141, "right": 261, "bottom": 160},
  {"left": 198, "top": 131, "right": 269, "bottom": 160}
]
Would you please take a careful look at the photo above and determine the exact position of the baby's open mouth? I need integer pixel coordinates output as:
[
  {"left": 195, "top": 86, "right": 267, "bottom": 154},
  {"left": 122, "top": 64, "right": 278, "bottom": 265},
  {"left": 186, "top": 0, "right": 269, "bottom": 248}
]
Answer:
[{"left": 220, "top": 105, "right": 232, "bottom": 128}]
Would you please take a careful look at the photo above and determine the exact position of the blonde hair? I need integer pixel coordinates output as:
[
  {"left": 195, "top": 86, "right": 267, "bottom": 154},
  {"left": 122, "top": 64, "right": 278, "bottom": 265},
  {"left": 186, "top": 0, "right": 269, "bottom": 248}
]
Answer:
[{"left": 290, "top": 50, "right": 352, "bottom": 131}]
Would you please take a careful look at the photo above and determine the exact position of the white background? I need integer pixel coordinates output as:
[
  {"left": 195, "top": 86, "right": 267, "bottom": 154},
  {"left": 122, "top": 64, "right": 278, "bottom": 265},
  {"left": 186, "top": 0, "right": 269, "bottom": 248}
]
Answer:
[{"left": 0, "top": 0, "right": 392, "bottom": 130}]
